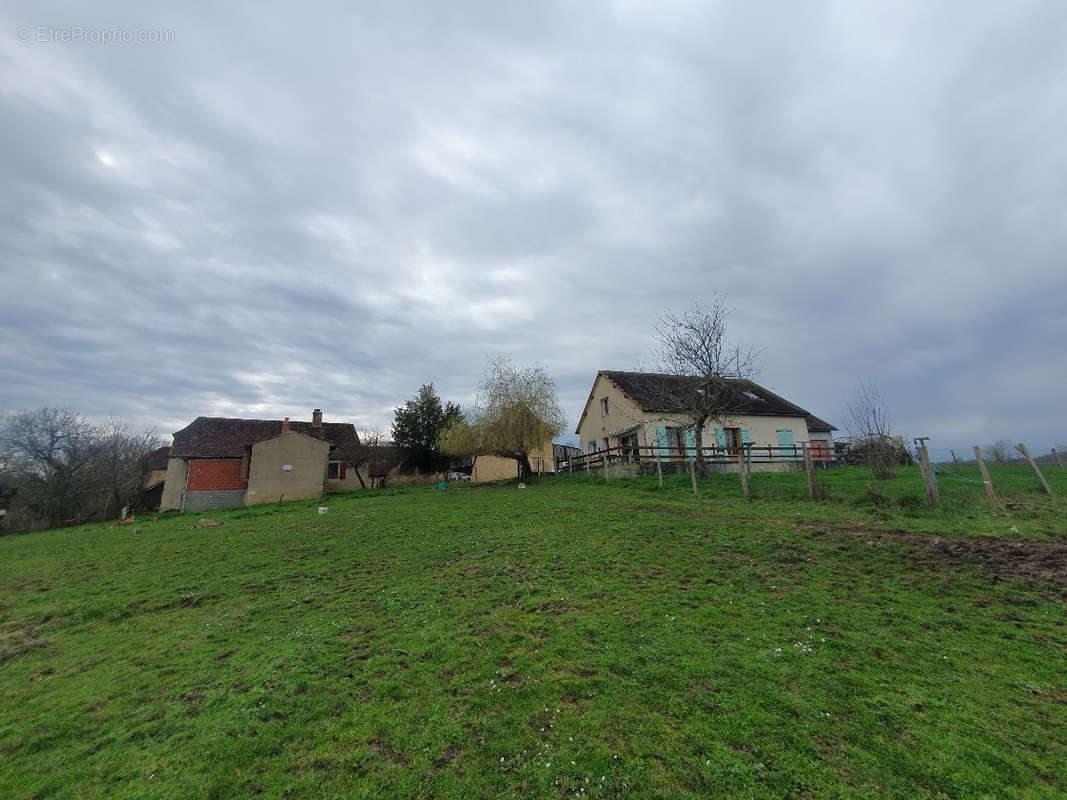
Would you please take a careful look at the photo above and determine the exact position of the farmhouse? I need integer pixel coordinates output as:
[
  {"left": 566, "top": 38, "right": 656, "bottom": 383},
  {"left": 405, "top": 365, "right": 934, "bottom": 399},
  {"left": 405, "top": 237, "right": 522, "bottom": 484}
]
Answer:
[
  {"left": 160, "top": 409, "right": 361, "bottom": 511},
  {"left": 575, "top": 371, "right": 836, "bottom": 466}
]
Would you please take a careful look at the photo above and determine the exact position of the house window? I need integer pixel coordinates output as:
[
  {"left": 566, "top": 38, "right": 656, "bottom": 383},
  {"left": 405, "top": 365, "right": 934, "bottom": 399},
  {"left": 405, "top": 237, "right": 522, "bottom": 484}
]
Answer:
[
  {"left": 587, "top": 441, "right": 597, "bottom": 453},
  {"left": 723, "top": 427, "right": 741, "bottom": 453},
  {"left": 666, "top": 427, "right": 685, "bottom": 460},
  {"left": 600, "top": 397, "right": 609, "bottom": 416},
  {"left": 327, "top": 462, "right": 346, "bottom": 479}
]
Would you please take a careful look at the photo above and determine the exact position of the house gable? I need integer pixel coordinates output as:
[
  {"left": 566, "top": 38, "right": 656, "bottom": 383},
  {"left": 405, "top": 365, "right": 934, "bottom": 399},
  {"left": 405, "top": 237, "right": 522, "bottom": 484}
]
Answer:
[
  {"left": 246, "top": 431, "right": 330, "bottom": 505},
  {"left": 575, "top": 372, "right": 646, "bottom": 449},
  {"left": 574, "top": 371, "right": 646, "bottom": 436}
]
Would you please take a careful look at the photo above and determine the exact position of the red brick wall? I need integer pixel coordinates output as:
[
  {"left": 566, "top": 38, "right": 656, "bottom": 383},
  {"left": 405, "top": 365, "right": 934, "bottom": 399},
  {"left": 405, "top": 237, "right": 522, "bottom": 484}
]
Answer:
[{"left": 187, "top": 459, "right": 248, "bottom": 491}]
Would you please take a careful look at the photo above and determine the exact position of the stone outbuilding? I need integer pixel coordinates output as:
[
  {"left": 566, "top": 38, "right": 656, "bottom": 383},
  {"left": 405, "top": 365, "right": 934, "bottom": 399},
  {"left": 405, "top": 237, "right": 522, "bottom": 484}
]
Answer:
[{"left": 160, "top": 409, "right": 362, "bottom": 511}]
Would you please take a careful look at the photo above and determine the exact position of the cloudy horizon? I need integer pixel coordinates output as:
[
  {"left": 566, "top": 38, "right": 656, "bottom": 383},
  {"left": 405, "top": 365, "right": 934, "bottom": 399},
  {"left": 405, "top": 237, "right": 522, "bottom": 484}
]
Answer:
[{"left": 2, "top": 1, "right": 1065, "bottom": 457}]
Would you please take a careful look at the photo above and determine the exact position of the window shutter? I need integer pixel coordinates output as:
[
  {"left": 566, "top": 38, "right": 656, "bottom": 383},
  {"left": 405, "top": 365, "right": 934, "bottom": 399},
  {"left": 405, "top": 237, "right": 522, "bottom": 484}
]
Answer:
[
  {"left": 339, "top": 463, "right": 346, "bottom": 479},
  {"left": 740, "top": 428, "right": 752, "bottom": 444},
  {"left": 715, "top": 427, "right": 727, "bottom": 446},
  {"left": 776, "top": 429, "right": 796, "bottom": 461},
  {"left": 683, "top": 427, "right": 697, "bottom": 457}
]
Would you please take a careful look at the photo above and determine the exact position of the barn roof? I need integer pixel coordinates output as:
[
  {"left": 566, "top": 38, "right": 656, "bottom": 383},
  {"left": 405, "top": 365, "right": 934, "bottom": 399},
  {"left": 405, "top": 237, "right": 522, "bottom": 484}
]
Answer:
[{"left": 171, "top": 417, "right": 360, "bottom": 462}]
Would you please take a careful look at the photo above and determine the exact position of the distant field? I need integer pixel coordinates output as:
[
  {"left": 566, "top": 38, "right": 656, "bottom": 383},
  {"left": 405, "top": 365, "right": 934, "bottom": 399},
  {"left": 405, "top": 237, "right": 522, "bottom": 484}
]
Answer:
[{"left": 2, "top": 466, "right": 1066, "bottom": 799}]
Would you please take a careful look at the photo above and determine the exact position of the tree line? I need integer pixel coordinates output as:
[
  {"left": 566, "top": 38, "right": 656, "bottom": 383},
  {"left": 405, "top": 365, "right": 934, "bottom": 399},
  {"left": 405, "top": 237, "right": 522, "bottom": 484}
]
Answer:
[
  {"left": 391, "top": 358, "right": 566, "bottom": 479},
  {"left": 0, "top": 409, "right": 163, "bottom": 533}
]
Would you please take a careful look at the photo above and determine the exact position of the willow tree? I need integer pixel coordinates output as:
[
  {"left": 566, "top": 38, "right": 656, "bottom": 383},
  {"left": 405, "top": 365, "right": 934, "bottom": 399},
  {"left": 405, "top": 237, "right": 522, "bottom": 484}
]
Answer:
[{"left": 440, "top": 359, "right": 566, "bottom": 478}]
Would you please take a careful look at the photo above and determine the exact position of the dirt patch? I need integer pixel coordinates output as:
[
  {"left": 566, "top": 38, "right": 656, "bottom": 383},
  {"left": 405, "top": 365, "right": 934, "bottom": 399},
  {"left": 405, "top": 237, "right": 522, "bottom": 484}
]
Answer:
[
  {"left": 500, "top": 671, "right": 524, "bottom": 688},
  {"left": 616, "top": 503, "right": 715, "bottom": 519},
  {"left": 898, "top": 534, "right": 1067, "bottom": 587},
  {"left": 0, "top": 617, "right": 51, "bottom": 664},
  {"left": 796, "top": 521, "right": 1067, "bottom": 588},
  {"left": 528, "top": 601, "right": 570, "bottom": 615},
  {"left": 1042, "top": 687, "right": 1067, "bottom": 704},
  {"left": 368, "top": 737, "right": 405, "bottom": 764}
]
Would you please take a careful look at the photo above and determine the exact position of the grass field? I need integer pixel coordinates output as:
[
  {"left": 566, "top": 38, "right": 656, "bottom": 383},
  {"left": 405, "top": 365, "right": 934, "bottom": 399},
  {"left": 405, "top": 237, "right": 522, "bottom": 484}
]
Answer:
[{"left": 2, "top": 465, "right": 1066, "bottom": 799}]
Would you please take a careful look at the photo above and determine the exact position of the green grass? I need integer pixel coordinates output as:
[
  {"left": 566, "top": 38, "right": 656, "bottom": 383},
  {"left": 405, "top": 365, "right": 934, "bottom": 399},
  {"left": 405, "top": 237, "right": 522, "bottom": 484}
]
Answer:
[{"left": 1, "top": 466, "right": 1066, "bottom": 799}]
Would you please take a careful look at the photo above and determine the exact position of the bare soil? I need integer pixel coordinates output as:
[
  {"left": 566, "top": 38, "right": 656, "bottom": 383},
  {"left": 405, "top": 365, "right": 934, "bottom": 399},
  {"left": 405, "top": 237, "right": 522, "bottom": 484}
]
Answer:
[{"left": 795, "top": 520, "right": 1067, "bottom": 587}]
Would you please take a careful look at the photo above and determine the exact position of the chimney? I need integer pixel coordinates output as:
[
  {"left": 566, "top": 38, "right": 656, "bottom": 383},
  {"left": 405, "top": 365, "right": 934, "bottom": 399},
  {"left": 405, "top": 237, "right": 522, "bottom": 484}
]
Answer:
[
  {"left": 312, "top": 408, "right": 323, "bottom": 428},
  {"left": 281, "top": 416, "right": 290, "bottom": 433}
]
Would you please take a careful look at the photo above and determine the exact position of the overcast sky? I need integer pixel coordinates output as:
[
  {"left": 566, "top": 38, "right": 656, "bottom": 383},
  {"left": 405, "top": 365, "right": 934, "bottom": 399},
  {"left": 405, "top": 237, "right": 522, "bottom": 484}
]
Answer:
[{"left": 2, "top": 1, "right": 1065, "bottom": 454}]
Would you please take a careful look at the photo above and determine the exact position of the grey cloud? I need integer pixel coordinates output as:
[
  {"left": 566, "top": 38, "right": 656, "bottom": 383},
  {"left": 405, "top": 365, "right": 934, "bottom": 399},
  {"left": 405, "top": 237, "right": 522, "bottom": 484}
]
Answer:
[{"left": 1, "top": 0, "right": 1065, "bottom": 452}]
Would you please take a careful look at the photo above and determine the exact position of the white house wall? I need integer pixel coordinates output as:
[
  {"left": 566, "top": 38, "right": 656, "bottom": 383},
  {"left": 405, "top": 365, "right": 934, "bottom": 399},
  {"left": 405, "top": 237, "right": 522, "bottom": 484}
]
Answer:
[{"left": 576, "top": 373, "right": 647, "bottom": 451}]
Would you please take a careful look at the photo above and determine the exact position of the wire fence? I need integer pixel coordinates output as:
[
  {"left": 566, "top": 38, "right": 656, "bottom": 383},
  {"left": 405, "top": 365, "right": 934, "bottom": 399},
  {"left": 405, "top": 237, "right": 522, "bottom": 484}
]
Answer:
[{"left": 552, "top": 439, "right": 1063, "bottom": 504}]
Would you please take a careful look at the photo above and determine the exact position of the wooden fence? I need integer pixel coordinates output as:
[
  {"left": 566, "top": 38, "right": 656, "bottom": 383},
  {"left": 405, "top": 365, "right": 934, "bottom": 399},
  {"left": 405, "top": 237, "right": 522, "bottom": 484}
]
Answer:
[{"left": 556, "top": 443, "right": 840, "bottom": 473}]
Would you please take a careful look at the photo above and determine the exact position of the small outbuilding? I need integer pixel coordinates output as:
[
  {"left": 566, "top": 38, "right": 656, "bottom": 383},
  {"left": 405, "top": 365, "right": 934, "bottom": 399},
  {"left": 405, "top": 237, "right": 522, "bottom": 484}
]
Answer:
[{"left": 160, "top": 409, "right": 362, "bottom": 511}]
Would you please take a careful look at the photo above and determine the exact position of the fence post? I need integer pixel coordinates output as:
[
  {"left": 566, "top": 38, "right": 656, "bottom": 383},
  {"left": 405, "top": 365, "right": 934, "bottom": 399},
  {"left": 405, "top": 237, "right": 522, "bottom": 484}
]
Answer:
[
  {"left": 803, "top": 442, "right": 816, "bottom": 500},
  {"left": 656, "top": 454, "right": 663, "bottom": 488},
  {"left": 689, "top": 457, "right": 698, "bottom": 496},
  {"left": 973, "top": 445, "right": 997, "bottom": 501},
  {"left": 1016, "top": 443, "right": 1051, "bottom": 494},
  {"left": 917, "top": 442, "right": 940, "bottom": 506},
  {"left": 950, "top": 449, "right": 959, "bottom": 464},
  {"left": 1053, "top": 448, "right": 1066, "bottom": 469}
]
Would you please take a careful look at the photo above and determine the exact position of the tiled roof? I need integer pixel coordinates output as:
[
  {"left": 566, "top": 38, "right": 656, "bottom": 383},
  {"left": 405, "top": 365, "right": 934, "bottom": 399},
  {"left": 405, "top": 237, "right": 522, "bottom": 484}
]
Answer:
[
  {"left": 591, "top": 371, "right": 837, "bottom": 431},
  {"left": 803, "top": 414, "right": 836, "bottom": 433},
  {"left": 171, "top": 417, "right": 361, "bottom": 462}
]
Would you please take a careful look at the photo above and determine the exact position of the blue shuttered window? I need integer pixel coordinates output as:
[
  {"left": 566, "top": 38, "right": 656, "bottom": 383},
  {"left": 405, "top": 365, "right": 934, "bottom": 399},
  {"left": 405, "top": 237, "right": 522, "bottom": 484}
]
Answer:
[
  {"left": 655, "top": 426, "right": 668, "bottom": 461},
  {"left": 683, "top": 427, "right": 697, "bottom": 458}
]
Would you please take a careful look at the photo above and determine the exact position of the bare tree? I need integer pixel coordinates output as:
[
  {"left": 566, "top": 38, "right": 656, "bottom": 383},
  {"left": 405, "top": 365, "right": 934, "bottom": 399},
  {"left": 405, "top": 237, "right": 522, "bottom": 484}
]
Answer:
[
  {"left": 649, "top": 296, "right": 760, "bottom": 468},
  {"left": 350, "top": 426, "right": 385, "bottom": 488},
  {"left": 986, "top": 439, "right": 1013, "bottom": 465},
  {"left": 847, "top": 382, "right": 899, "bottom": 479},
  {"left": 0, "top": 408, "right": 100, "bottom": 528},
  {"left": 440, "top": 359, "right": 566, "bottom": 478},
  {"left": 0, "top": 409, "right": 161, "bottom": 531},
  {"left": 93, "top": 419, "right": 164, "bottom": 516}
]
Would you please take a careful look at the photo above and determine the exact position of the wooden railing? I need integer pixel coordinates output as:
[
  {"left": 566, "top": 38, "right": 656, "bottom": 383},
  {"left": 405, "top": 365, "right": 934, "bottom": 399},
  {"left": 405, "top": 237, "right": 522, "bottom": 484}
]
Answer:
[{"left": 556, "top": 443, "right": 839, "bottom": 472}]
